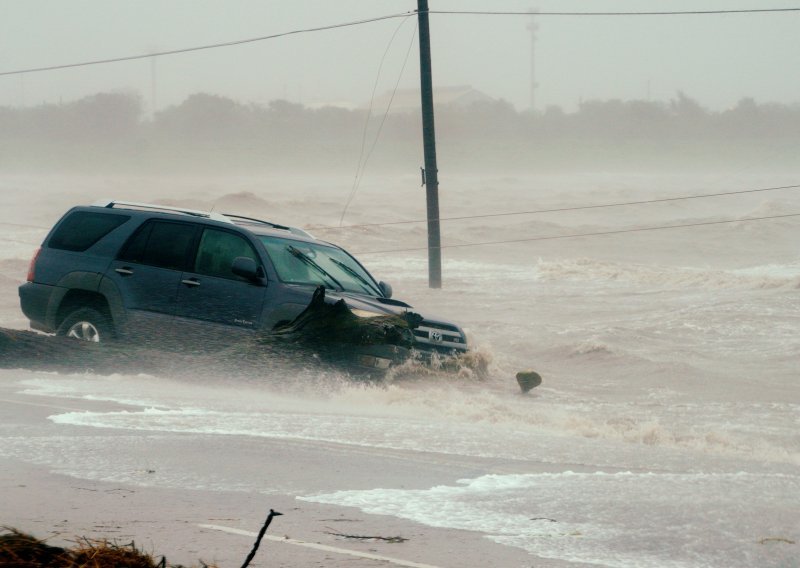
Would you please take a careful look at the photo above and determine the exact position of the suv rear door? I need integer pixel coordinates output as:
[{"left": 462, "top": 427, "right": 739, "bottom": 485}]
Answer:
[{"left": 106, "top": 219, "right": 198, "bottom": 339}]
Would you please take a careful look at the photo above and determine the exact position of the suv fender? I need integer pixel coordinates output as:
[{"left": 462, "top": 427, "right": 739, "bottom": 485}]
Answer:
[{"left": 48, "top": 272, "right": 120, "bottom": 332}]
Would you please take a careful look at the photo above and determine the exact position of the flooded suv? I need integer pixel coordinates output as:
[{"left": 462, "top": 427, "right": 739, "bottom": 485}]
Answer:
[{"left": 19, "top": 200, "right": 467, "bottom": 369}]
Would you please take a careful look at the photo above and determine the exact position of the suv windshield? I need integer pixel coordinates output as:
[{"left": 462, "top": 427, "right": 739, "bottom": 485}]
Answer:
[{"left": 259, "top": 235, "right": 382, "bottom": 297}]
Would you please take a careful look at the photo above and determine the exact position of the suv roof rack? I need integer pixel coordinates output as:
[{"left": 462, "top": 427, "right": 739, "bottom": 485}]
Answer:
[
  {"left": 91, "top": 199, "right": 314, "bottom": 238},
  {"left": 222, "top": 213, "right": 314, "bottom": 239},
  {"left": 93, "top": 199, "right": 233, "bottom": 224}
]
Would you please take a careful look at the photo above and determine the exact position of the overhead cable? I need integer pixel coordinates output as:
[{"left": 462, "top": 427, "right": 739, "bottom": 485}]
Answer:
[
  {"left": 427, "top": 8, "right": 800, "bottom": 17},
  {"left": 0, "top": 11, "right": 414, "bottom": 77},
  {"left": 339, "top": 19, "right": 418, "bottom": 227},
  {"left": 3, "top": 6, "right": 796, "bottom": 77},
  {"left": 313, "top": 183, "right": 800, "bottom": 231},
  {"left": 3, "top": 184, "right": 798, "bottom": 236},
  {"left": 353, "top": 212, "right": 800, "bottom": 255}
]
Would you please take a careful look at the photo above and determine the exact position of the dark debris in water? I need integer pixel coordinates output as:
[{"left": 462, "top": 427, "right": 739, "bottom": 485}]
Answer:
[
  {"left": 324, "top": 529, "right": 409, "bottom": 543},
  {"left": 0, "top": 527, "right": 218, "bottom": 568},
  {"left": 516, "top": 370, "right": 543, "bottom": 393}
]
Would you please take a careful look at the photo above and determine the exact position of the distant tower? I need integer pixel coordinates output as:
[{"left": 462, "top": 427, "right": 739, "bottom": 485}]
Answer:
[
  {"left": 147, "top": 47, "right": 159, "bottom": 117},
  {"left": 150, "top": 56, "right": 158, "bottom": 116},
  {"left": 527, "top": 8, "right": 539, "bottom": 112}
]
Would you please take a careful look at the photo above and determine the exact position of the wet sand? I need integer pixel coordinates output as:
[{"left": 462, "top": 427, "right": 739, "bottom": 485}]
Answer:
[{"left": 0, "top": 379, "right": 578, "bottom": 568}]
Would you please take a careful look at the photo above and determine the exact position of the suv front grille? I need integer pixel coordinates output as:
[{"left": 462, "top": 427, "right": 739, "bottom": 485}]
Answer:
[{"left": 413, "top": 321, "right": 467, "bottom": 352}]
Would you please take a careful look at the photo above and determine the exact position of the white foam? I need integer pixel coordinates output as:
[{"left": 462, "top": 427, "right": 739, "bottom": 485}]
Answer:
[
  {"left": 17, "top": 369, "right": 797, "bottom": 470},
  {"left": 533, "top": 257, "right": 800, "bottom": 290},
  {"left": 45, "top": 383, "right": 800, "bottom": 469},
  {"left": 302, "top": 471, "right": 800, "bottom": 568},
  {"left": 20, "top": 374, "right": 170, "bottom": 409}
]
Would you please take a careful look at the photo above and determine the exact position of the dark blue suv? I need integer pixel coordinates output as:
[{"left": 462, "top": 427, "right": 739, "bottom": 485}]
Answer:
[{"left": 19, "top": 200, "right": 467, "bottom": 369}]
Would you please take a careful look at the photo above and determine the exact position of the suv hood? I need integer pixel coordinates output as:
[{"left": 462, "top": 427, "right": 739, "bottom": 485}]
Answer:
[{"left": 332, "top": 291, "right": 412, "bottom": 316}]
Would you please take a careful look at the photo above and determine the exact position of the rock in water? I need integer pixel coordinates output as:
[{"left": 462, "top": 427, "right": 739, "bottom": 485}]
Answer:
[{"left": 516, "top": 370, "right": 542, "bottom": 393}]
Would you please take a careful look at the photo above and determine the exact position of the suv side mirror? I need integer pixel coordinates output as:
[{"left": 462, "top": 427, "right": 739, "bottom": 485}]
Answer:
[
  {"left": 379, "top": 281, "right": 393, "bottom": 298},
  {"left": 232, "top": 256, "right": 264, "bottom": 284}
]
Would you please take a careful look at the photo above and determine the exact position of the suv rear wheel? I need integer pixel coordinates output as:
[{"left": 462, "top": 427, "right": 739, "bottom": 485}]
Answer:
[{"left": 57, "top": 308, "right": 114, "bottom": 343}]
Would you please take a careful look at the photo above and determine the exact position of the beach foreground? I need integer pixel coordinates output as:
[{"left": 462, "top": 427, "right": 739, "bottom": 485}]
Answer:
[{"left": 0, "top": 380, "right": 567, "bottom": 568}]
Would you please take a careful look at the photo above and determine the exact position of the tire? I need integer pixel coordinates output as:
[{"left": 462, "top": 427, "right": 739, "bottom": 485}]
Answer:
[{"left": 57, "top": 307, "right": 114, "bottom": 343}]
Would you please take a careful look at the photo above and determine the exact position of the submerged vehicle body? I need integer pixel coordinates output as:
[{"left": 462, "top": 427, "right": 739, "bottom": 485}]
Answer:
[{"left": 18, "top": 200, "right": 468, "bottom": 371}]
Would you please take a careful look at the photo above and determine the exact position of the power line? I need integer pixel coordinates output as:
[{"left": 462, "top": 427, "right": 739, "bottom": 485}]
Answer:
[
  {"left": 353, "top": 212, "right": 800, "bottom": 255},
  {"left": 0, "top": 12, "right": 414, "bottom": 77},
  {"left": 342, "top": 17, "right": 410, "bottom": 228},
  {"left": 339, "top": 18, "right": 418, "bottom": 226},
  {"left": 428, "top": 8, "right": 800, "bottom": 17},
  {"left": 313, "top": 183, "right": 800, "bottom": 231},
  {"left": 3, "top": 6, "right": 795, "bottom": 78},
  {"left": 3, "top": 183, "right": 798, "bottom": 236},
  {"left": 4, "top": 207, "right": 797, "bottom": 255}
]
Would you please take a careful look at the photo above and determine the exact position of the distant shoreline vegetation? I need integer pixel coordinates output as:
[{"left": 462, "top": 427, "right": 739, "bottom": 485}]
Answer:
[{"left": 1, "top": 91, "right": 798, "bottom": 173}]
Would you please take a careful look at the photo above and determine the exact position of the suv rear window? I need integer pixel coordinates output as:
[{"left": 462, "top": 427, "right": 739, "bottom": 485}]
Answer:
[
  {"left": 48, "top": 211, "right": 130, "bottom": 252},
  {"left": 118, "top": 220, "right": 197, "bottom": 271}
]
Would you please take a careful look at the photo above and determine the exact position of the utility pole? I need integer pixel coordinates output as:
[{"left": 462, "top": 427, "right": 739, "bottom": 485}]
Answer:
[{"left": 417, "top": 0, "right": 442, "bottom": 288}]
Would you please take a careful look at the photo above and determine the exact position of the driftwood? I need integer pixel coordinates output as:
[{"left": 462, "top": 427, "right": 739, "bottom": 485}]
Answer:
[
  {"left": 758, "top": 537, "right": 796, "bottom": 545},
  {"left": 269, "top": 286, "right": 419, "bottom": 348},
  {"left": 240, "top": 509, "right": 282, "bottom": 568},
  {"left": 324, "top": 530, "right": 408, "bottom": 543},
  {"left": 263, "top": 286, "right": 420, "bottom": 371}
]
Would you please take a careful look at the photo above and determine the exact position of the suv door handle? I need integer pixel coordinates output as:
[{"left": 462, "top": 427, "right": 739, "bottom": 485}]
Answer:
[
  {"left": 115, "top": 267, "right": 134, "bottom": 276},
  {"left": 181, "top": 278, "right": 201, "bottom": 287}
]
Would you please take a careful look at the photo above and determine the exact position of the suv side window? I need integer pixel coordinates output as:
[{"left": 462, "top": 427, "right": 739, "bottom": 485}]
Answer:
[
  {"left": 193, "top": 228, "right": 259, "bottom": 280},
  {"left": 118, "top": 220, "right": 197, "bottom": 271},
  {"left": 49, "top": 211, "right": 130, "bottom": 252}
]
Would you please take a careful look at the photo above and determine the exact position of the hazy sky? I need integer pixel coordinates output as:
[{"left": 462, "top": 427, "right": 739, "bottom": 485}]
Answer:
[{"left": 1, "top": 0, "right": 798, "bottom": 113}]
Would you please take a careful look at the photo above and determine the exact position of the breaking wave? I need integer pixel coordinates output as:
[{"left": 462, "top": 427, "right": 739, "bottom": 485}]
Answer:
[
  {"left": 22, "top": 372, "right": 799, "bottom": 468},
  {"left": 534, "top": 257, "right": 800, "bottom": 289},
  {"left": 569, "top": 337, "right": 617, "bottom": 356}
]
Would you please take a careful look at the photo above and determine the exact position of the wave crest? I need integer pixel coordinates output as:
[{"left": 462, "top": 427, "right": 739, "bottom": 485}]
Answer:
[{"left": 535, "top": 257, "right": 800, "bottom": 289}]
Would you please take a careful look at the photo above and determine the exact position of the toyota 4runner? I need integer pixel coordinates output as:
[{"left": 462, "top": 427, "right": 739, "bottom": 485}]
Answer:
[{"left": 19, "top": 200, "right": 468, "bottom": 370}]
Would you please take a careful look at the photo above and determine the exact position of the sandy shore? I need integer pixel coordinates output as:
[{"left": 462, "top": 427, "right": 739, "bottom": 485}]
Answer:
[{"left": 0, "top": 376, "right": 583, "bottom": 568}]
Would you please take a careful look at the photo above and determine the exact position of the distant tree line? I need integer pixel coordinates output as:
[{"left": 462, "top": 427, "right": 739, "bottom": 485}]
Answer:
[{"left": 1, "top": 91, "right": 798, "bottom": 173}]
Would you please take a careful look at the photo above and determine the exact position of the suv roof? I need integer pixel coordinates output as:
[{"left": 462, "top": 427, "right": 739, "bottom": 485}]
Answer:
[{"left": 92, "top": 199, "right": 314, "bottom": 239}]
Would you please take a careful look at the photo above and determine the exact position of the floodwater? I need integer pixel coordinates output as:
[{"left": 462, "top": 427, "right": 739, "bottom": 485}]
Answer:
[{"left": 1, "top": 172, "right": 798, "bottom": 567}]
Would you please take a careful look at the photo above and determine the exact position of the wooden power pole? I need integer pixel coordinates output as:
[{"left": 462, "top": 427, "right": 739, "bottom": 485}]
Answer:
[{"left": 417, "top": 0, "right": 442, "bottom": 288}]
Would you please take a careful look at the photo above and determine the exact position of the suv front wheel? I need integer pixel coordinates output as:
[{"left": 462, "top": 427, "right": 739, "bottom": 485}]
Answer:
[{"left": 57, "top": 308, "right": 114, "bottom": 343}]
